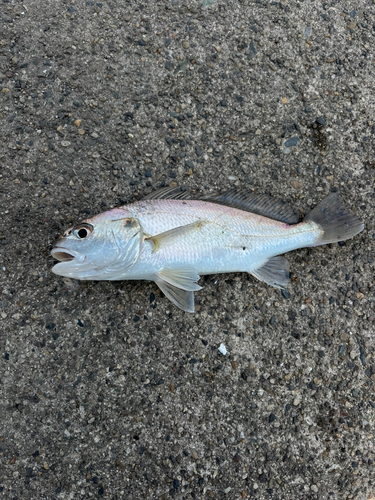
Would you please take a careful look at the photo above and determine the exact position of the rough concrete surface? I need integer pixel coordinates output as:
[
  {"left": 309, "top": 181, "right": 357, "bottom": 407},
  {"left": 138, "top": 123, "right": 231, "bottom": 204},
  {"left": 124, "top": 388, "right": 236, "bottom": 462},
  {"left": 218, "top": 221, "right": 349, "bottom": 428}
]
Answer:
[{"left": 0, "top": 0, "right": 374, "bottom": 499}]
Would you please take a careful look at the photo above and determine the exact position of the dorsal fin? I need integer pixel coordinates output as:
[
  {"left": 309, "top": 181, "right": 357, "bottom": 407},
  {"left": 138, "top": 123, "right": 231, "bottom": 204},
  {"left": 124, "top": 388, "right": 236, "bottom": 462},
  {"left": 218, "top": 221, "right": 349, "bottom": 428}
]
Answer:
[
  {"left": 201, "top": 189, "right": 300, "bottom": 224},
  {"left": 141, "top": 186, "right": 300, "bottom": 224},
  {"left": 142, "top": 186, "right": 190, "bottom": 200}
]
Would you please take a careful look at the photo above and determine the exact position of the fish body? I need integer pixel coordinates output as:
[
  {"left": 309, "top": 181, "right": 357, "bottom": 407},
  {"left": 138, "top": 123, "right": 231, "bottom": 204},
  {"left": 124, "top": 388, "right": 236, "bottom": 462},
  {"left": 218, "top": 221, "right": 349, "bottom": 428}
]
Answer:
[
  {"left": 51, "top": 188, "right": 364, "bottom": 312},
  {"left": 120, "top": 199, "right": 319, "bottom": 279}
]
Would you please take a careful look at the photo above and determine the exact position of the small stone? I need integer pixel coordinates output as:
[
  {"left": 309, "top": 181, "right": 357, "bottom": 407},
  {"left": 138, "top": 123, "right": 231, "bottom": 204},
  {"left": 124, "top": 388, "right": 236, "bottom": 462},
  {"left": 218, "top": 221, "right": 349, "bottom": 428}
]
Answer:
[
  {"left": 220, "top": 100, "right": 227, "bottom": 106},
  {"left": 173, "top": 479, "right": 180, "bottom": 490},
  {"left": 57, "top": 125, "right": 63, "bottom": 132},
  {"left": 74, "top": 119, "right": 82, "bottom": 127},
  {"left": 241, "top": 491, "right": 247, "bottom": 499},
  {"left": 165, "top": 61, "right": 172, "bottom": 71},
  {"left": 304, "top": 27, "right": 312, "bottom": 37},
  {"left": 191, "top": 451, "right": 198, "bottom": 459},
  {"left": 347, "top": 21, "right": 357, "bottom": 30},
  {"left": 269, "top": 414, "right": 276, "bottom": 423},
  {"left": 61, "top": 141, "right": 71, "bottom": 147},
  {"left": 290, "top": 179, "right": 303, "bottom": 190},
  {"left": 78, "top": 129, "right": 85, "bottom": 135},
  {"left": 340, "top": 332, "right": 349, "bottom": 342},
  {"left": 316, "top": 116, "right": 326, "bottom": 126},
  {"left": 293, "top": 397, "right": 302, "bottom": 406},
  {"left": 182, "top": 41, "right": 190, "bottom": 49},
  {"left": 284, "top": 137, "right": 299, "bottom": 147},
  {"left": 2, "top": 14, "right": 13, "bottom": 23},
  {"left": 281, "top": 97, "right": 288, "bottom": 104},
  {"left": 91, "top": 132, "right": 99, "bottom": 138},
  {"left": 248, "top": 41, "right": 257, "bottom": 60},
  {"left": 43, "top": 462, "right": 49, "bottom": 470},
  {"left": 231, "top": 361, "right": 238, "bottom": 370},
  {"left": 218, "top": 343, "right": 227, "bottom": 355},
  {"left": 311, "top": 485, "right": 318, "bottom": 492}
]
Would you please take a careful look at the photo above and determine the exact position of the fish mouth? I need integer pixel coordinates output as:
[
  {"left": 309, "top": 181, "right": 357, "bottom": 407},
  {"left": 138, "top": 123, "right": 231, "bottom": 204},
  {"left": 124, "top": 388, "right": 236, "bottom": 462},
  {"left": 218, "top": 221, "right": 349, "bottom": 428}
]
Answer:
[{"left": 51, "top": 247, "right": 85, "bottom": 263}]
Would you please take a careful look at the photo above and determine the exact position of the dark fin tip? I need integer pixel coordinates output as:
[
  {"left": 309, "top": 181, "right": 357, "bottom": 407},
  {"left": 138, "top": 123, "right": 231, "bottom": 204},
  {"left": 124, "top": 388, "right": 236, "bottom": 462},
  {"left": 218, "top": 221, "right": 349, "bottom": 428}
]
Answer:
[{"left": 304, "top": 193, "right": 364, "bottom": 245}]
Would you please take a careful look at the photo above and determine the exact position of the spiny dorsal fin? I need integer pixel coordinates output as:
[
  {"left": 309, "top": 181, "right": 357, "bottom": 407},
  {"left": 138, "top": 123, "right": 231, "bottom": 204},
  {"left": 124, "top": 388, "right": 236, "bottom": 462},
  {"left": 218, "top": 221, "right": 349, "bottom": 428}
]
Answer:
[
  {"left": 201, "top": 189, "right": 300, "bottom": 224},
  {"left": 142, "top": 186, "right": 190, "bottom": 200},
  {"left": 146, "top": 221, "right": 207, "bottom": 252}
]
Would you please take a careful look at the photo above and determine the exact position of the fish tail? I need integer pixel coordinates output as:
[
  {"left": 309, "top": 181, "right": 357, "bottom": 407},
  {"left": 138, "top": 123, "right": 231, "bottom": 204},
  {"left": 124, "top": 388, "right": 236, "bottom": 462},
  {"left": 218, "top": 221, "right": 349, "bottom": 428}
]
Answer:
[{"left": 304, "top": 193, "right": 364, "bottom": 246}]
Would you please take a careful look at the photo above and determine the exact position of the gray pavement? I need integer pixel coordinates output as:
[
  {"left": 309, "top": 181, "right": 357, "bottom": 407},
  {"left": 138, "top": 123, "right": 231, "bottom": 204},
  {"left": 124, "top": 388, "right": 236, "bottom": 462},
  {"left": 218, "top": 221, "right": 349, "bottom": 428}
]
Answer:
[{"left": 0, "top": 0, "right": 374, "bottom": 498}]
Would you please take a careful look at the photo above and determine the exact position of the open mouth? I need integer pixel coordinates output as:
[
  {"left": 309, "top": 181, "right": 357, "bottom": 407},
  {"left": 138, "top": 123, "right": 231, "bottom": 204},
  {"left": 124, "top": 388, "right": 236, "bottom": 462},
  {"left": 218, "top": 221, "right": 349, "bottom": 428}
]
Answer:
[
  {"left": 52, "top": 251, "right": 75, "bottom": 262},
  {"left": 51, "top": 247, "right": 85, "bottom": 263}
]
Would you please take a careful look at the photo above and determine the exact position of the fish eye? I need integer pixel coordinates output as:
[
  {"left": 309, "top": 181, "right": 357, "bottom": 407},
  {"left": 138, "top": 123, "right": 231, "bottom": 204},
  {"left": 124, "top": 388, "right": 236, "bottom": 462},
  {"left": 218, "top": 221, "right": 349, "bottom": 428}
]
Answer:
[{"left": 73, "top": 223, "right": 93, "bottom": 239}]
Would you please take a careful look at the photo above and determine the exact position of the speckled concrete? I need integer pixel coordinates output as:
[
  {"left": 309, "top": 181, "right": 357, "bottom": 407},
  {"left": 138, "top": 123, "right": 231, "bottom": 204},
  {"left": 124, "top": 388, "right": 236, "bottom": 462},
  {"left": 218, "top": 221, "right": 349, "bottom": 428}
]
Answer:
[{"left": 1, "top": 0, "right": 374, "bottom": 499}]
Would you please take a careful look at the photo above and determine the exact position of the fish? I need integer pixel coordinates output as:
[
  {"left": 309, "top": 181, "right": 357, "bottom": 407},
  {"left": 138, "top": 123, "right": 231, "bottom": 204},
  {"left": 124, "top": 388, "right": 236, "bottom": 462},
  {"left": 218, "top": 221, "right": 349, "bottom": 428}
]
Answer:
[{"left": 51, "top": 187, "right": 364, "bottom": 313}]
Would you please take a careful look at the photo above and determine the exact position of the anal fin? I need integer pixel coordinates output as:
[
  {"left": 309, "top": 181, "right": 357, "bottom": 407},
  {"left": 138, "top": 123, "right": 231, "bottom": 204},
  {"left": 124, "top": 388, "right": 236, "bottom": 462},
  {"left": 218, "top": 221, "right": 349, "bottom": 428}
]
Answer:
[{"left": 251, "top": 256, "right": 290, "bottom": 289}]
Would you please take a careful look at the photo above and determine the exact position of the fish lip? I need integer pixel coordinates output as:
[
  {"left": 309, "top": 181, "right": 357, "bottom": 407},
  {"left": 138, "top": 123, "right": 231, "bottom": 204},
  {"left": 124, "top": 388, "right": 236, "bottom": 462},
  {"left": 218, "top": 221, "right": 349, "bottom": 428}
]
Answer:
[{"left": 51, "top": 247, "right": 85, "bottom": 263}]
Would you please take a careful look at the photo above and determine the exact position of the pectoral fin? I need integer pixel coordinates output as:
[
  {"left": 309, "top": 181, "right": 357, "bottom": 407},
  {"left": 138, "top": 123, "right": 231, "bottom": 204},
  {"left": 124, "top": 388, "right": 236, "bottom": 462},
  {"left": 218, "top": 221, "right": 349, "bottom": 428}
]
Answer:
[
  {"left": 156, "top": 281, "right": 195, "bottom": 313},
  {"left": 251, "top": 256, "right": 290, "bottom": 289},
  {"left": 146, "top": 221, "right": 206, "bottom": 252}
]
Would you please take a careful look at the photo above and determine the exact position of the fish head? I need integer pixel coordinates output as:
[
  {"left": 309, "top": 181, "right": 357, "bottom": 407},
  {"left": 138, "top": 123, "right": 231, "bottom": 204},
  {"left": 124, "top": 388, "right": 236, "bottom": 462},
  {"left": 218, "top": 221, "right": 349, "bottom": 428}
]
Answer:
[{"left": 51, "top": 209, "right": 143, "bottom": 280}]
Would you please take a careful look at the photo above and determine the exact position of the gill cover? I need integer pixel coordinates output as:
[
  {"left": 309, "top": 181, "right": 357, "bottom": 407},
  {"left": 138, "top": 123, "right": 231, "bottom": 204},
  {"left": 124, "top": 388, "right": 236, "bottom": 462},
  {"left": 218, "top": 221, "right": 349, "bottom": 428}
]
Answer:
[{"left": 102, "top": 217, "right": 144, "bottom": 278}]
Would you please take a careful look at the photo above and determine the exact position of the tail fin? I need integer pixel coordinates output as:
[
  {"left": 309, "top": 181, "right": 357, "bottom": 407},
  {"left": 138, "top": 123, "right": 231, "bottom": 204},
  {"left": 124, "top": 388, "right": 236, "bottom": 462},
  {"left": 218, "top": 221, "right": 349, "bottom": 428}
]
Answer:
[{"left": 304, "top": 193, "right": 364, "bottom": 246}]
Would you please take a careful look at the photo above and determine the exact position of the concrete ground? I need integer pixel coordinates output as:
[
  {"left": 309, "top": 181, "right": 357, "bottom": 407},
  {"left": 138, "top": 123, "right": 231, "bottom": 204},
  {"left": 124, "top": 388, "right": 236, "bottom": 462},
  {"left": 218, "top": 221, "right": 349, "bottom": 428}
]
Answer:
[{"left": 1, "top": 0, "right": 374, "bottom": 499}]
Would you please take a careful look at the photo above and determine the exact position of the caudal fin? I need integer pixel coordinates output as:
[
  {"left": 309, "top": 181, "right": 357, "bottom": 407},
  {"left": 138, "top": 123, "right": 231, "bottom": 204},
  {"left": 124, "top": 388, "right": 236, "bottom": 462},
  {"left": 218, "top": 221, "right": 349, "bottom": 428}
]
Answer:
[{"left": 304, "top": 193, "right": 364, "bottom": 246}]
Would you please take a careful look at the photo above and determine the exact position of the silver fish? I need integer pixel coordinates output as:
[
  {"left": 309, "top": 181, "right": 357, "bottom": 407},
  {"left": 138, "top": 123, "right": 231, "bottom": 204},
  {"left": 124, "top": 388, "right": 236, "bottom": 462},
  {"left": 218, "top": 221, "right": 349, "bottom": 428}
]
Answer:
[{"left": 51, "top": 187, "right": 364, "bottom": 312}]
